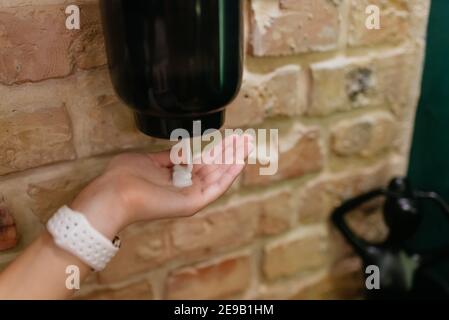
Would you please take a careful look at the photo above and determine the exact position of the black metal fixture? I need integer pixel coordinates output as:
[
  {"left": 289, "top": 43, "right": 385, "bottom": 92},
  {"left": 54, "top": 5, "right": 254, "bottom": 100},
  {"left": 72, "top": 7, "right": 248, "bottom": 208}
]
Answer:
[{"left": 332, "top": 177, "right": 449, "bottom": 299}]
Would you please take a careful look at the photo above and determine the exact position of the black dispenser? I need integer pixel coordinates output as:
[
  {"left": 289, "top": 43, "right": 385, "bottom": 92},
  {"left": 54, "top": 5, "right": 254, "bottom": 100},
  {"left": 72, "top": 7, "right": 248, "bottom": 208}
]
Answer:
[{"left": 100, "top": 0, "right": 244, "bottom": 139}]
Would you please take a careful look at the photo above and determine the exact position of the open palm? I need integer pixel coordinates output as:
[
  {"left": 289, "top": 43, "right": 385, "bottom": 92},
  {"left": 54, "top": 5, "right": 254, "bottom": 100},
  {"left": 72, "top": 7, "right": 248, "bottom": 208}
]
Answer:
[{"left": 104, "top": 134, "right": 254, "bottom": 223}]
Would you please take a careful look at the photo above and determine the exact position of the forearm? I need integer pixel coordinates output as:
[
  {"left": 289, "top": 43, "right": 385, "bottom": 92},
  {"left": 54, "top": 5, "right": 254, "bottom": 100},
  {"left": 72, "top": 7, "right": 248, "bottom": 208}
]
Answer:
[
  {"left": 0, "top": 232, "right": 92, "bottom": 300},
  {"left": 0, "top": 173, "right": 126, "bottom": 300}
]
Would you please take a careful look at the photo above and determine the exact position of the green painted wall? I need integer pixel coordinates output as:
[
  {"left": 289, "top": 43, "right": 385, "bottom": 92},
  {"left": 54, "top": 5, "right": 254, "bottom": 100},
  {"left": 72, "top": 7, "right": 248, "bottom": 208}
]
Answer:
[{"left": 408, "top": 0, "right": 449, "bottom": 286}]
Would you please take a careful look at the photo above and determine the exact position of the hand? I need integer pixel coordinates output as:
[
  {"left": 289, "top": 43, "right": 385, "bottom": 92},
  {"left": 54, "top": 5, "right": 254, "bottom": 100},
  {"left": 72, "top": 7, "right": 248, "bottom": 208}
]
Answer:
[
  {"left": 70, "top": 134, "right": 254, "bottom": 239},
  {"left": 0, "top": 134, "right": 254, "bottom": 300}
]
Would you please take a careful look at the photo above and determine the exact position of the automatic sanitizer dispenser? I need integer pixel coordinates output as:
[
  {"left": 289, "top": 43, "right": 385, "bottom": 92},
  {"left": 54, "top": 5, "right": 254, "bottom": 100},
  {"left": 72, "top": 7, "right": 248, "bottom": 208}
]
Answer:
[{"left": 100, "top": 0, "right": 243, "bottom": 139}]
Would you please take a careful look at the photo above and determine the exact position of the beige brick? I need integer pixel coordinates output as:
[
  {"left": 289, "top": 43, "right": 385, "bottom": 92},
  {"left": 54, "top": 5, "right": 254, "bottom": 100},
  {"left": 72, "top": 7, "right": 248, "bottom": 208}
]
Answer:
[
  {"left": 296, "top": 180, "right": 336, "bottom": 226},
  {"left": 171, "top": 190, "right": 294, "bottom": 259},
  {"left": 308, "top": 49, "right": 416, "bottom": 116},
  {"left": 26, "top": 158, "right": 109, "bottom": 222},
  {"left": 308, "top": 57, "right": 348, "bottom": 116},
  {"left": 66, "top": 69, "right": 156, "bottom": 158},
  {"left": 71, "top": 3, "right": 107, "bottom": 70},
  {"left": 257, "top": 190, "right": 294, "bottom": 236},
  {"left": 166, "top": 253, "right": 252, "bottom": 299},
  {"left": 226, "top": 65, "right": 308, "bottom": 128},
  {"left": 0, "top": 3, "right": 106, "bottom": 85},
  {"left": 98, "top": 189, "right": 294, "bottom": 284},
  {"left": 292, "top": 257, "right": 364, "bottom": 300},
  {"left": 226, "top": 76, "right": 265, "bottom": 128},
  {"left": 331, "top": 112, "right": 397, "bottom": 157},
  {"left": 98, "top": 221, "right": 173, "bottom": 284},
  {"left": 78, "top": 280, "right": 154, "bottom": 300},
  {"left": 279, "top": 0, "right": 344, "bottom": 12},
  {"left": 348, "top": 0, "right": 410, "bottom": 47},
  {"left": 263, "top": 65, "right": 309, "bottom": 117},
  {"left": 170, "top": 199, "right": 259, "bottom": 257},
  {"left": 1, "top": 1, "right": 97, "bottom": 7},
  {"left": 243, "top": 127, "right": 323, "bottom": 186},
  {"left": 263, "top": 228, "right": 328, "bottom": 281},
  {"left": 297, "top": 161, "right": 393, "bottom": 225},
  {"left": 250, "top": 0, "right": 340, "bottom": 56},
  {"left": 1, "top": 67, "right": 159, "bottom": 162},
  {"left": 374, "top": 50, "right": 422, "bottom": 117},
  {"left": 329, "top": 159, "right": 392, "bottom": 199},
  {"left": 0, "top": 101, "right": 75, "bottom": 176},
  {"left": 407, "top": 0, "right": 431, "bottom": 41},
  {"left": 0, "top": 5, "right": 73, "bottom": 84}
]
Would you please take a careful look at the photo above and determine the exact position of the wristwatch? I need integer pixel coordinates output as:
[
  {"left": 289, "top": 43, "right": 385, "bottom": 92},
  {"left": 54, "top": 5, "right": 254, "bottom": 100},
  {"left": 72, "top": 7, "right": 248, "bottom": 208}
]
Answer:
[{"left": 47, "top": 206, "right": 121, "bottom": 271}]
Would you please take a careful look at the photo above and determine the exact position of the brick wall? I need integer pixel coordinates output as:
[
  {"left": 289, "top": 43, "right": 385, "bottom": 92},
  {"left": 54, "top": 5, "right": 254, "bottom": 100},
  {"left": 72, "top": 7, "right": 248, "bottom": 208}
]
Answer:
[{"left": 0, "top": 0, "right": 430, "bottom": 299}]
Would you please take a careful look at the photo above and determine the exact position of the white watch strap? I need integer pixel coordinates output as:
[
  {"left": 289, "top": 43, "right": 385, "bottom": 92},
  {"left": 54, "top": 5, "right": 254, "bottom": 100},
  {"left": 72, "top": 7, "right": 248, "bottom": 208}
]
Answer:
[{"left": 47, "top": 206, "right": 120, "bottom": 272}]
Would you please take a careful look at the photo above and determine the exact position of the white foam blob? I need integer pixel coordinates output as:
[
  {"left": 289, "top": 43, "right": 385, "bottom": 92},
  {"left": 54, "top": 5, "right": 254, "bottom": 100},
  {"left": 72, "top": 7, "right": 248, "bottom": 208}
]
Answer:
[{"left": 172, "top": 164, "right": 193, "bottom": 188}]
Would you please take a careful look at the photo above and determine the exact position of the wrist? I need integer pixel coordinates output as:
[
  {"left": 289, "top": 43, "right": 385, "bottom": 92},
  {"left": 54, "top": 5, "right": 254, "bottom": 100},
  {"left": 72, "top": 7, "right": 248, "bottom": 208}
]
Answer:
[{"left": 70, "top": 173, "right": 128, "bottom": 240}]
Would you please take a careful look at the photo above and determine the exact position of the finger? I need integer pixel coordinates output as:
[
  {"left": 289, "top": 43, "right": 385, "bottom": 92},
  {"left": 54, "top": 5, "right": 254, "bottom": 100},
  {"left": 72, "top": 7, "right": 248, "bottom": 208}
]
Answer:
[
  {"left": 199, "top": 133, "right": 254, "bottom": 179},
  {"left": 200, "top": 166, "right": 225, "bottom": 186},
  {"left": 226, "top": 133, "right": 252, "bottom": 165},
  {"left": 201, "top": 134, "right": 252, "bottom": 193},
  {"left": 201, "top": 163, "right": 246, "bottom": 204},
  {"left": 201, "top": 134, "right": 252, "bottom": 187},
  {"left": 194, "top": 134, "right": 238, "bottom": 176}
]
